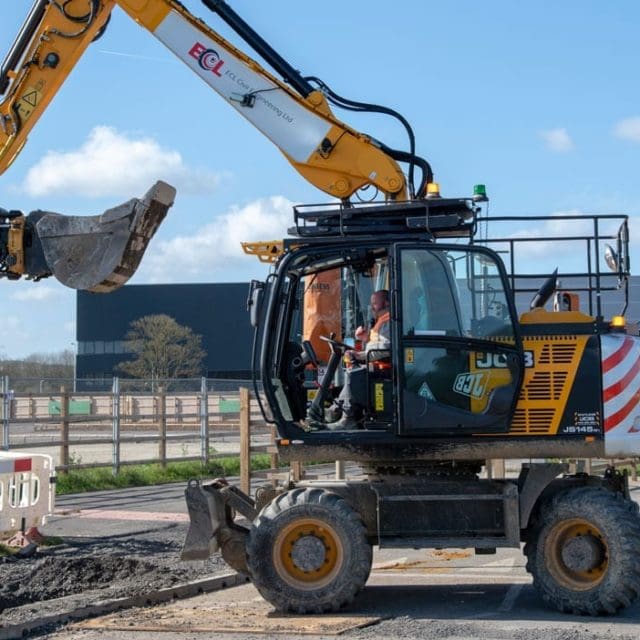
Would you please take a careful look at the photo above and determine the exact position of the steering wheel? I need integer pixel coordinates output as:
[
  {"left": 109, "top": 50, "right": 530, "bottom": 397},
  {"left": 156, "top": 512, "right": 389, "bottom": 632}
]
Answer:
[{"left": 319, "top": 334, "right": 351, "bottom": 351}]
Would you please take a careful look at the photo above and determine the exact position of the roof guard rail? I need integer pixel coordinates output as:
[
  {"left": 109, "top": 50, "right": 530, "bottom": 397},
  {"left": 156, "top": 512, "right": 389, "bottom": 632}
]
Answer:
[{"left": 289, "top": 198, "right": 481, "bottom": 239}]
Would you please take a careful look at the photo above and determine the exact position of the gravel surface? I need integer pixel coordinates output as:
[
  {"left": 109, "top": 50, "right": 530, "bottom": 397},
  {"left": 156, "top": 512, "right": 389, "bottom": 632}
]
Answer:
[
  {"left": 3, "top": 528, "right": 640, "bottom": 640},
  {"left": 2, "top": 481, "right": 639, "bottom": 640},
  {"left": 0, "top": 522, "right": 230, "bottom": 634}
]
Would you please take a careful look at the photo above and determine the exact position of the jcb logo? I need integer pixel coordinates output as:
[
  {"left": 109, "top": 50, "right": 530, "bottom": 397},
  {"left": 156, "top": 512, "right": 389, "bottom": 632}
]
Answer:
[
  {"left": 475, "top": 351, "right": 535, "bottom": 369},
  {"left": 475, "top": 352, "right": 507, "bottom": 369},
  {"left": 454, "top": 372, "right": 487, "bottom": 399}
]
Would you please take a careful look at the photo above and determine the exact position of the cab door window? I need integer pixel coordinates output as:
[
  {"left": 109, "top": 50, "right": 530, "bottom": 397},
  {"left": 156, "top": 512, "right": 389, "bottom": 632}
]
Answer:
[{"left": 396, "top": 246, "right": 521, "bottom": 435}]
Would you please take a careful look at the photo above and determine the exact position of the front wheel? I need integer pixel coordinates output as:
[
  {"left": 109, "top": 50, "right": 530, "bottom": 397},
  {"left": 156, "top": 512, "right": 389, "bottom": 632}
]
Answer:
[
  {"left": 524, "top": 486, "right": 640, "bottom": 615},
  {"left": 246, "top": 488, "right": 372, "bottom": 613}
]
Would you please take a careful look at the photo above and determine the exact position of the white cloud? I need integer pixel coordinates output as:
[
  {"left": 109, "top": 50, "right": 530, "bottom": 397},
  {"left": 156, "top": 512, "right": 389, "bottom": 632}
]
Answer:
[
  {"left": 21, "top": 126, "right": 221, "bottom": 198},
  {"left": 140, "top": 195, "right": 293, "bottom": 282},
  {"left": 0, "top": 315, "right": 29, "bottom": 353},
  {"left": 11, "top": 287, "right": 58, "bottom": 302},
  {"left": 614, "top": 116, "right": 640, "bottom": 143},
  {"left": 539, "top": 128, "right": 573, "bottom": 152},
  {"left": 0, "top": 315, "right": 21, "bottom": 331}
]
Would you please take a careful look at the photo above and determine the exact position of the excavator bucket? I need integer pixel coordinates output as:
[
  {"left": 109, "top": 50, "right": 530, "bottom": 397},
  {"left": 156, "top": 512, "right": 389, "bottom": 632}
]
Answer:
[
  {"left": 30, "top": 180, "right": 175, "bottom": 292},
  {"left": 1, "top": 181, "right": 175, "bottom": 293}
]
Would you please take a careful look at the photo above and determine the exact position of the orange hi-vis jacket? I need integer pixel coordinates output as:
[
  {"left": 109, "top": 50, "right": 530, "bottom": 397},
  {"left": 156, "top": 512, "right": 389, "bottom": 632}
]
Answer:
[{"left": 368, "top": 311, "right": 390, "bottom": 348}]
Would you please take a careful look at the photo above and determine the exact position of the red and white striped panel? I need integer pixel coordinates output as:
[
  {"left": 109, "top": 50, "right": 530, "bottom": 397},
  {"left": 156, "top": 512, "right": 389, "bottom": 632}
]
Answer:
[
  {"left": 0, "top": 458, "right": 32, "bottom": 474},
  {"left": 602, "top": 334, "right": 640, "bottom": 456},
  {"left": 0, "top": 452, "right": 55, "bottom": 534}
]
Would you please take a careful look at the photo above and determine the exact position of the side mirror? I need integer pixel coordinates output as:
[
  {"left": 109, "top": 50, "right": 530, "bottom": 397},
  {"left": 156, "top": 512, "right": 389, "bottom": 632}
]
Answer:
[
  {"left": 604, "top": 244, "right": 619, "bottom": 273},
  {"left": 247, "top": 280, "right": 264, "bottom": 328}
]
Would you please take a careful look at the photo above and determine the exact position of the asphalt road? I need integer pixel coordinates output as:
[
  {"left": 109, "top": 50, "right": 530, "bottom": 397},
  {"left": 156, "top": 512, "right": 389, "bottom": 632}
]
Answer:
[{"left": 28, "top": 479, "right": 640, "bottom": 640}]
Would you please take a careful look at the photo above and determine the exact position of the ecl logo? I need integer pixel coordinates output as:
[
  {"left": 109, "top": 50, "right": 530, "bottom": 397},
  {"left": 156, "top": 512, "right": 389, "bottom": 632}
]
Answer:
[{"left": 189, "top": 42, "right": 225, "bottom": 77}]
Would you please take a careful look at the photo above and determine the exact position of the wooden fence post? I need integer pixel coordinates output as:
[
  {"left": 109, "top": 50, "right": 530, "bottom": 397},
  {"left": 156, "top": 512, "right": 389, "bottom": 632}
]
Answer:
[
  {"left": 270, "top": 425, "right": 279, "bottom": 485},
  {"left": 291, "top": 461, "right": 303, "bottom": 482},
  {"left": 60, "top": 386, "right": 69, "bottom": 473},
  {"left": 240, "top": 387, "right": 250, "bottom": 495},
  {"left": 158, "top": 384, "right": 167, "bottom": 468},
  {"left": 489, "top": 459, "right": 505, "bottom": 479}
]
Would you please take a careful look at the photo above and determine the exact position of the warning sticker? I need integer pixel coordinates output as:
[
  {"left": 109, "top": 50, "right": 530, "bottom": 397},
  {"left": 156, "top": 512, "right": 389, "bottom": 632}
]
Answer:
[
  {"left": 16, "top": 86, "right": 43, "bottom": 121},
  {"left": 418, "top": 381, "right": 435, "bottom": 400},
  {"left": 374, "top": 383, "right": 385, "bottom": 411}
]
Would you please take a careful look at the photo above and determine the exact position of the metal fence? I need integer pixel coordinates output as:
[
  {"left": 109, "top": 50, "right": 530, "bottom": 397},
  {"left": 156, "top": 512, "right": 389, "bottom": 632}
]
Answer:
[
  {"left": 1, "top": 377, "right": 636, "bottom": 485},
  {"left": 0, "top": 376, "right": 274, "bottom": 481}
]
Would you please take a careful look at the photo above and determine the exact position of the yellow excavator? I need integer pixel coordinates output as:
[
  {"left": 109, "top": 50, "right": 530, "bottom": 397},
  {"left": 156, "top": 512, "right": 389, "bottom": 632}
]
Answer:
[{"left": 3, "top": 0, "right": 640, "bottom": 619}]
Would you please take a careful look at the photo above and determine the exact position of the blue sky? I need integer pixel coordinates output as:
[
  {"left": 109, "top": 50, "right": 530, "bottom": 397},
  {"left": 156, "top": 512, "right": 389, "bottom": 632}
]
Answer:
[{"left": 1, "top": 0, "right": 640, "bottom": 358}]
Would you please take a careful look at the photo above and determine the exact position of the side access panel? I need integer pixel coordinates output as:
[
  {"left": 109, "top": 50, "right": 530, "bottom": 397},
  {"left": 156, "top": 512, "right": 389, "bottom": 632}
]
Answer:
[
  {"left": 312, "top": 479, "right": 521, "bottom": 549},
  {"left": 511, "top": 331, "right": 603, "bottom": 438},
  {"left": 373, "top": 480, "right": 520, "bottom": 549}
]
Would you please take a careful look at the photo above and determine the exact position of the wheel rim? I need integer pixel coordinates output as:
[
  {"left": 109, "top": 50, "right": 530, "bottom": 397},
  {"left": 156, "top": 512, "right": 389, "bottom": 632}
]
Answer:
[
  {"left": 544, "top": 517, "right": 608, "bottom": 591},
  {"left": 273, "top": 517, "right": 344, "bottom": 590}
]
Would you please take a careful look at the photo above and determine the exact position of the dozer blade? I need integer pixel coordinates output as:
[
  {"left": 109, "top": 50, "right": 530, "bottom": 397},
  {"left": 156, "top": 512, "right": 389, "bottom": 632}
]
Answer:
[
  {"left": 181, "top": 479, "right": 224, "bottom": 561},
  {"left": 25, "top": 181, "right": 175, "bottom": 292}
]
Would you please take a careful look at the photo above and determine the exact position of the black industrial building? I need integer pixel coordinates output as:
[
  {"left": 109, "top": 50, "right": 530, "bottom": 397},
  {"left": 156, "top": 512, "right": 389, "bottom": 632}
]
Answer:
[
  {"left": 76, "top": 277, "right": 640, "bottom": 386},
  {"left": 76, "top": 283, "right": 253, "bottom": 384}
]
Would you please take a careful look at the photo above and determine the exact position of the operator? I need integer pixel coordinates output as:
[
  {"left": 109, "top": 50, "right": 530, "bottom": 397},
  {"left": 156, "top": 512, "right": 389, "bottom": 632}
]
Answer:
[{"left": 326, "top": 289, "right": 391, "bottom": 430}]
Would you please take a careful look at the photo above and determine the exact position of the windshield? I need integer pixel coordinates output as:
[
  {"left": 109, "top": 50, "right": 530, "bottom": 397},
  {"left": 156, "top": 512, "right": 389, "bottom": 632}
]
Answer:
[{"left": 288, "top": 252, "right": 389, "bottom": 364}]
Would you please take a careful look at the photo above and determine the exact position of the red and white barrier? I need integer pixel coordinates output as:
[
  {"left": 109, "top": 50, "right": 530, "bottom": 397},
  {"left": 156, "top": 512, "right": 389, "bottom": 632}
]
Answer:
[
  {"left": 0, "top": 452, "right": 55, "bottom": 543},
  {"left": 602, "top": 335, "right": 640, "bottom": 457}
]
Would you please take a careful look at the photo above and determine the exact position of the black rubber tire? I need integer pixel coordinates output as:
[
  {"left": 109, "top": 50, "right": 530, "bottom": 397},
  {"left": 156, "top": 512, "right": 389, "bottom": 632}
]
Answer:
[
  {"left": 524, "top": 486, "right": 640, "bottom": 615},
  {"left": 246, "top": 487, "right": 372, "bottom": 613}
]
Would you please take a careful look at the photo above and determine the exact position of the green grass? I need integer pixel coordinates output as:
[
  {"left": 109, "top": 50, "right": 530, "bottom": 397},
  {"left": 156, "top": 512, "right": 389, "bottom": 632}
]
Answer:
[{"left": 55, "top": 454, "right": 274, "bottom": 495}]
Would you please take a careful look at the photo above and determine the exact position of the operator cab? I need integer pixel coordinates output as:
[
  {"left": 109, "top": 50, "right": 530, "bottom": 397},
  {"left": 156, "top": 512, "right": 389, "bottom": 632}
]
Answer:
[{"left": 255, "top": 199, "right": 525, "bottom": 446}]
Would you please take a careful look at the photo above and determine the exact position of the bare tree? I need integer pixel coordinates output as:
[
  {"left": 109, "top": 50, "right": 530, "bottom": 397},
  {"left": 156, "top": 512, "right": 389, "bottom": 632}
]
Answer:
[
  {"left": 0, "top": 349, "right": 74, "bottom": 391},
  {"left": 118, "top": 314, "right": 205, "bottom": 380}
]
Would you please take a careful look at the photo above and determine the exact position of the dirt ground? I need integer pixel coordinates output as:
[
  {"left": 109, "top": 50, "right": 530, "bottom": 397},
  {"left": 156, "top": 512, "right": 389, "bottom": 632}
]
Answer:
[{"left": 0, "top": 523, "right": 229, "bottom": 633}]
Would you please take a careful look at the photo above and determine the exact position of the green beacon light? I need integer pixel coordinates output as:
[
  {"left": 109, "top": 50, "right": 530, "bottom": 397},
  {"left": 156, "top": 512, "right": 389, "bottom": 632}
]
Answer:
[{"left": 473, "top": 184, "right": 488, "bottom": 202}]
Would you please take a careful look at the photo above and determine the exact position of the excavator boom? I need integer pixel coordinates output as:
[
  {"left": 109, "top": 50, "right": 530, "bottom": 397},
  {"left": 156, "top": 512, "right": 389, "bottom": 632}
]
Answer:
[{"left": 0, "top": 0, "right": 430, "bottom": 291}]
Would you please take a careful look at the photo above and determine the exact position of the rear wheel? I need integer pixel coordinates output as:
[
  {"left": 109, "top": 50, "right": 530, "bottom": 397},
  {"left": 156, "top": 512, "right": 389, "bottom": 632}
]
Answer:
[
  {"left": 246, "top": 488, "right": 372, "bottom": 613},
  {"left": 524, "top": 486, "right": 640, "bottom": 615}
]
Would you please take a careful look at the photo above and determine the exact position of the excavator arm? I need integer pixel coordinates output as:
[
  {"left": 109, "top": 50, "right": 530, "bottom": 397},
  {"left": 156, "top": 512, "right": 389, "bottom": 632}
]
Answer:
[{"left": 0, "top": 0, "right": 433, "bottom": 289}]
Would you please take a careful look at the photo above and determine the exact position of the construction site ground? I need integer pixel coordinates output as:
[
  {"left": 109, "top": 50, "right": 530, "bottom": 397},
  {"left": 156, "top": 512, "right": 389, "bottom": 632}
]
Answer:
[{"left": 1, "top": 478, "right": 640, "bottom": 640}]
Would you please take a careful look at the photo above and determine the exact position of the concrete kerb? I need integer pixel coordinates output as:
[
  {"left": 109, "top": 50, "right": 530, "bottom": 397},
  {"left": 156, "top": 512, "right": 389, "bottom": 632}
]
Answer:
[{"left": 0, "top": 570, "right": 247, "bottom": 640}]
